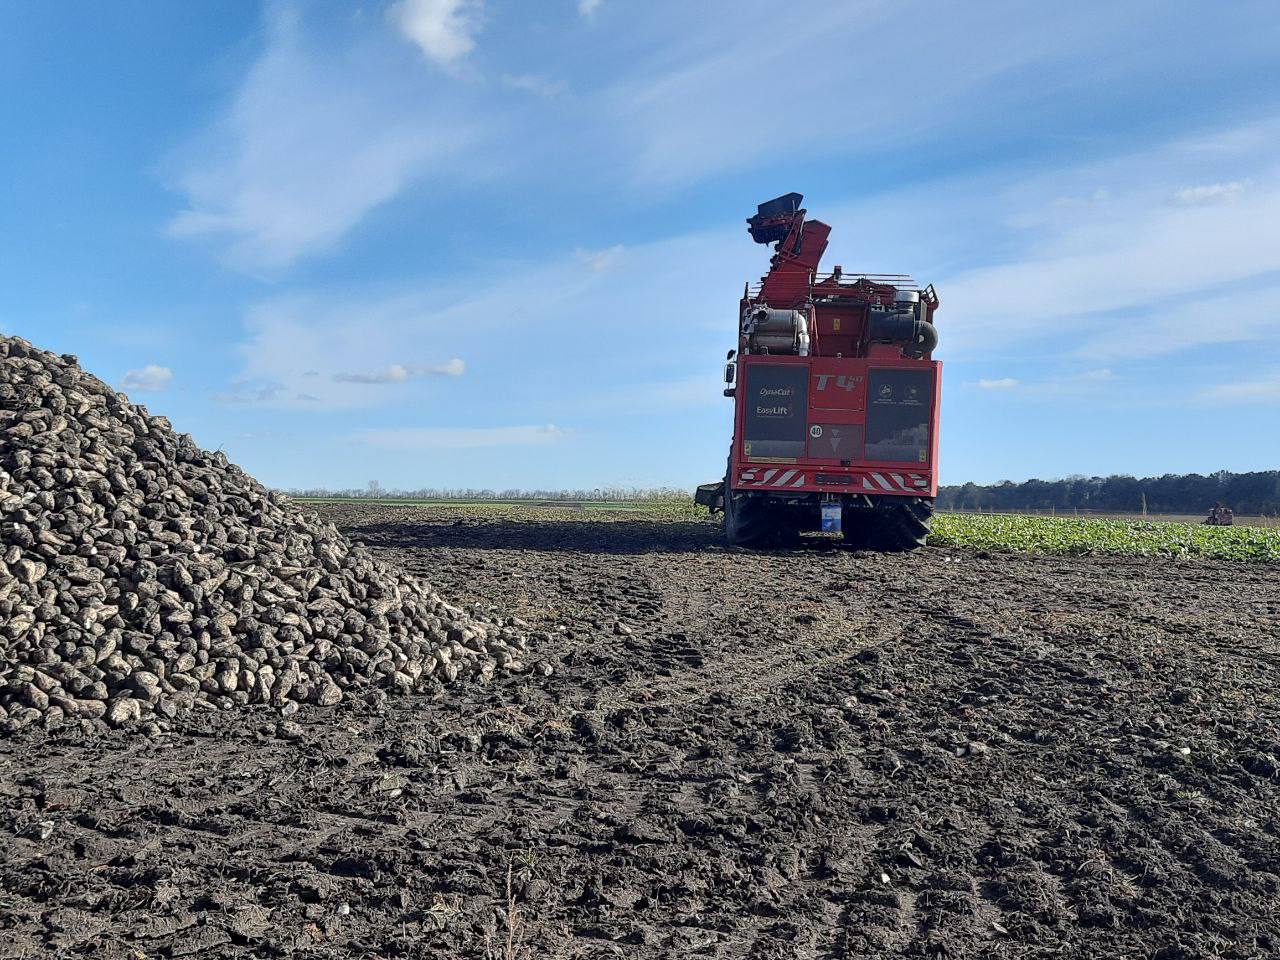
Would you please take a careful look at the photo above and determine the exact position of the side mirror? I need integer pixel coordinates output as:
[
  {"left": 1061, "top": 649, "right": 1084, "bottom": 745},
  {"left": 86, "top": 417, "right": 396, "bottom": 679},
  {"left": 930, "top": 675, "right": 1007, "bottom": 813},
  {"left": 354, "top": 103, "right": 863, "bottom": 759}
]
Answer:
[
  {"left": 726, "top": 349, "right": 736, "bottom": 361},
  {"left": 723, "top": 362, "right": 736, "bottom": 384}
]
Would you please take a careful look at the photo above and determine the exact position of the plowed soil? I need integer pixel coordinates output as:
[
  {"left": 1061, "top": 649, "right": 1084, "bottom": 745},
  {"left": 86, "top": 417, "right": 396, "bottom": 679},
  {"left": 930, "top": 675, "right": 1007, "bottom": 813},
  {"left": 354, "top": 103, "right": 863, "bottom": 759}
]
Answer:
[{"left": 3, "top": 503, "right": 1279, "bottom": 959}]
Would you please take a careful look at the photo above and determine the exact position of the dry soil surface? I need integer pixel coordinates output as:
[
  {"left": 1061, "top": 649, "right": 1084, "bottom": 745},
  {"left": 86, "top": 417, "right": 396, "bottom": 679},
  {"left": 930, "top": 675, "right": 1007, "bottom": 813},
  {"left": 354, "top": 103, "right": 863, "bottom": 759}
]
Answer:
[{"left": 2, "top": 503, "right": 1279, "bottom": 959}]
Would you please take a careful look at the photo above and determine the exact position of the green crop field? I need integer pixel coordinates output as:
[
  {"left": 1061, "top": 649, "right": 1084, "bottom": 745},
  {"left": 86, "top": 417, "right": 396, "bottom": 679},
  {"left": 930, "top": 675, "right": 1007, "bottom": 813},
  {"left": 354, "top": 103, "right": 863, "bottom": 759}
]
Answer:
[{"left": 931, "top": 512, "right": 1280, "bottom": 562}]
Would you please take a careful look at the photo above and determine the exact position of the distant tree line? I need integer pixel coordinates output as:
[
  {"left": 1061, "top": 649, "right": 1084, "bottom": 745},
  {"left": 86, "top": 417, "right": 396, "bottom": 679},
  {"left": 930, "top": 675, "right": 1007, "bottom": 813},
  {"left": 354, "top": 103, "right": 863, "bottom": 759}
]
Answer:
[
  {"left": 937, "top": 470, "right": 1280, "bottom": 516},
  {"left": 286, "top": 470, "right": 1280, "bottom": 515},
  {"left": 283, "top": 485, "right": 688, "bottom": 502}
]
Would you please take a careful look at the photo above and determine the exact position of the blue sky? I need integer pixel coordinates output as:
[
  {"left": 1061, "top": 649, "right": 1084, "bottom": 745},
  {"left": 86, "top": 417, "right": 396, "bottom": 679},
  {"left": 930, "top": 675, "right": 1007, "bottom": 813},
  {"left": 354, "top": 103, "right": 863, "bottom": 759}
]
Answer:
[{"left": 3, "top": 0, "right": 1279, "bottom": 491}]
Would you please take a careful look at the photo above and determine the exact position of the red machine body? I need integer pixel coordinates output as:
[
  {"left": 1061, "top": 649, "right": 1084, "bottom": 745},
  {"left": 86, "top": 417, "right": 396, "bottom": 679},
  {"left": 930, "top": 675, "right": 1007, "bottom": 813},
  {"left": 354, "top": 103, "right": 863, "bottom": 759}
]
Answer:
[
  {"left": 730, "top": 353, "right": 941, "bottom": 498},
  {"left": 699, "top": 193, "right": 942, "bottom": 549}
]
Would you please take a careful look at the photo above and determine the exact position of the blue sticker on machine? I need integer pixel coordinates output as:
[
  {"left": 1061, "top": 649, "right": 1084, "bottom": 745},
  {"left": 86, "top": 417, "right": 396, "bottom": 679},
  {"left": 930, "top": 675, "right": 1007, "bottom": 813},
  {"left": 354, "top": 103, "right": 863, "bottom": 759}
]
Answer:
[{"left": 821, "top": 502, "right": 842, "bottom": 532}]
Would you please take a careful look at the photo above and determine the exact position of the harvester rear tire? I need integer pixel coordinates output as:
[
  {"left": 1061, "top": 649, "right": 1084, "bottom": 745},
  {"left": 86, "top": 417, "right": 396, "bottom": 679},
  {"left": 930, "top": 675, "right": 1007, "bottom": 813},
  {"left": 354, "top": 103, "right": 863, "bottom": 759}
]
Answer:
[
  {"left": 873, "top": 498, "right": 934, "bottom": 551},
  {"left": 845, "top": 498, "right": 934, "bottom": 552},
  {"left": 724, "top": 490, "right": 773, "bottom": 548}
]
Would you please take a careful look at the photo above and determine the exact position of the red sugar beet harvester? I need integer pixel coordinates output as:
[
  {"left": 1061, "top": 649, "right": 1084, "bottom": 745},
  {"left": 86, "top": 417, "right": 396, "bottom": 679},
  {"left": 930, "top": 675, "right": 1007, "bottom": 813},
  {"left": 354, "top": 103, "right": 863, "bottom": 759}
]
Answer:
[{"left": 696, "top": 193, "right": 941, "bottom": 550}]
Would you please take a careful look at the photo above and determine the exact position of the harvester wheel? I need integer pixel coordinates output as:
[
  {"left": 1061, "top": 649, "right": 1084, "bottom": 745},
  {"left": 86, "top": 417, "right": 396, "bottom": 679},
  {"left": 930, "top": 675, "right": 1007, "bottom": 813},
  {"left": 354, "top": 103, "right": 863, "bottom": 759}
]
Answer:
[
  {"left": 845, "top": 498, "right": 934, "bottom": 552},
  {"left": 724, "top": 490, "right": 773, "bottom": 548},
  {"left": 874, "top": 498, "right": 934, "bottom": 551}
]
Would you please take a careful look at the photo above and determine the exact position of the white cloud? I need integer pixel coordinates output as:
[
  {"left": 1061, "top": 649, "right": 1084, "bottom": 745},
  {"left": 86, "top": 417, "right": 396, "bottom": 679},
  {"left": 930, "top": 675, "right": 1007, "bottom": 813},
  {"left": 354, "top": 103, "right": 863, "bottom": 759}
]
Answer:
[
  {"left": 1050, "top": 187, "right": 1110, "bottom": 207},
  {"left": 215, "top": 382, "right": 284, "bottom": 405},
  {"left": 577, "top": 244, "right": 625, "bottom": 272},
  {"left": 166, "top": 6, "right": 484, "bottom": 273},
  {"left": 970, "top": 368, "right": 1123, "bottom": 399},
  {"left": 121, "top": 364, "right": 173, "bottom": 392},
  {"left": 968, "top": 368, "right": 1123, "bottom": 397},
  {"left": 354, "top": 424, "right": 567, "bottom": 449},
  {"left": 602, "top": 3, "right": 1233, "bottom": 188},
  {"left": 501, "top": 73, "right": 568, "bottom": 99},
  {"left": 1198, "top": 377, "right": 1280, "bottom": 404},
  {"left": 428, "top": 358, "right": 466, "bottom": 376},
  {"left": 220, "top": 293, "right": 480, "bottom": 408},
  {"left": 335, "top": 364, "right": 413, "bottom": 385},
  {"left": 1073, "top": 283, "right": 1280, "bottom": 361},
  {"left": 935, "top": 156, "right": 1280, "bottom": 358},
  {"left": 389, "top": 0, "right": 482, "bottom": 65},
  {"left": 1171, "top": 181, "right": 1246, "bottom": 206},
  {"left": 332, "top": 359, "right": 465, "bottom": 384},
  {"left": 165, "top": 1, "right": 1279, "bottom": 285},
  {"left": 221, "top": 223, "right": 747, "bottom": 412},
  {"left": 578, "top": 0, "right": 603, "bottom": 17}
]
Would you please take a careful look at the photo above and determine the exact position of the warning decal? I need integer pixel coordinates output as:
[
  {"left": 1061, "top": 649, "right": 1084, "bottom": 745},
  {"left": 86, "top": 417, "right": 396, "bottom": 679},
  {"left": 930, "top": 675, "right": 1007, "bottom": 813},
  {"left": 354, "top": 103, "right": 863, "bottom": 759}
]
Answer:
[{"left": 807, "top": 423, "right": 864, "bottom": 460}]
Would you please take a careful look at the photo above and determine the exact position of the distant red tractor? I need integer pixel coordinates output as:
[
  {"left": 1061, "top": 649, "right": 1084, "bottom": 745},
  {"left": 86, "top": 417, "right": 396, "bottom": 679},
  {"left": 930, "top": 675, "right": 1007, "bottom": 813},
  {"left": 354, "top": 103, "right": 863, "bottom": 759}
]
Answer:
[
  {"left": 696, "top": 193, "right": 941, "bottom": 550},
  {"left": 1204, "top": 502, "right": 1234, "bottom": 526}
]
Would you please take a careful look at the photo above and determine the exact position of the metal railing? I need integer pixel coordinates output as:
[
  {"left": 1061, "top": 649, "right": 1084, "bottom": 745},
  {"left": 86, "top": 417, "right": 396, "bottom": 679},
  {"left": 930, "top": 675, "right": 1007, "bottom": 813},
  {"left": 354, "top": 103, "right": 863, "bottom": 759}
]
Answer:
[{"left": 749, "top": 272, "right": 921, "bottom": 297}]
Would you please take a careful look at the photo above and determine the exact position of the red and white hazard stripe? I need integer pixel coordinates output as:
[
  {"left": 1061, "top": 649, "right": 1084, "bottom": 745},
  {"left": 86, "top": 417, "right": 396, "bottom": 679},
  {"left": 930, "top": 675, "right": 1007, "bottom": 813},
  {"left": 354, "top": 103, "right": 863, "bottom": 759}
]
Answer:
[
  {"left": 739, "top": 468, "right": 807, "bottom": 488},
  {"left": 860, "top": 471, "right": 930, "bottom": 492},
  {"left": 739, "top": 468, "right": 929, "bottom": 492}
]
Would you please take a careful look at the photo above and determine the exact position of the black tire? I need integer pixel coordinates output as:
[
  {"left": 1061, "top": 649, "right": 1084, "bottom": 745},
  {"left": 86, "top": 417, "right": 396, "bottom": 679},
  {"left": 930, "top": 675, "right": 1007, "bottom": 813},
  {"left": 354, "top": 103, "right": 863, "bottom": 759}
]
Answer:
[
  {"left": 723, "top": 452, "right": 774, "bottom": 548},
  {"left": 724, "top": 488, "right": 773, "bottom": 547},
  {"left": 845, "top": 498, "right": 934, "bottom": 552}
]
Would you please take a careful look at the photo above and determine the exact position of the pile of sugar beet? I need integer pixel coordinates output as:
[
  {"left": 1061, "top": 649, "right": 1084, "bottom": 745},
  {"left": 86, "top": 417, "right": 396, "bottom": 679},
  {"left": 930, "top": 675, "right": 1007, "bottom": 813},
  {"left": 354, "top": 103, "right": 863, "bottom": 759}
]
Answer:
[{"left": 0, "top": 336, "right": 528, "bottom": 735}]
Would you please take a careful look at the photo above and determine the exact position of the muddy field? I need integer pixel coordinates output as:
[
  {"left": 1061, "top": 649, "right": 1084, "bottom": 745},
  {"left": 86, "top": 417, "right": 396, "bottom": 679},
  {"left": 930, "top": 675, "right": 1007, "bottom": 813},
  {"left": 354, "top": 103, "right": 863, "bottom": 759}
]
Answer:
[{"left": 2, "top": 503, "right": 1278, "bottom": 959}]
